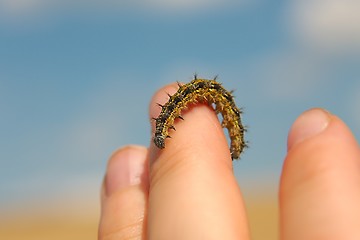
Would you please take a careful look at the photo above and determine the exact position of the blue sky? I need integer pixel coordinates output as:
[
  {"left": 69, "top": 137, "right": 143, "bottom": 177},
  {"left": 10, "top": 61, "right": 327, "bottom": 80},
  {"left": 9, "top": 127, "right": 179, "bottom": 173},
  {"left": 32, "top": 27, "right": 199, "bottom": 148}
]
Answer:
[{"left": 1, "top": 0, "right": 360, "bottom": 210}]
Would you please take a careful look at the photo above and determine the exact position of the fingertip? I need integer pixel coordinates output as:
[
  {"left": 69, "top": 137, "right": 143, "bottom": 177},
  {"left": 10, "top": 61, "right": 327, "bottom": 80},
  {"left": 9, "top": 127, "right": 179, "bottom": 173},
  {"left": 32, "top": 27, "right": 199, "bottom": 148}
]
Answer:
[
  {"left": 99, "top": 145, "right": 149, "bottom": 240},
  {"left": 105, "top": 145, "right": 149, "bottom": 196},
  {"left": 281, "top": 109, "right": 360, "bottom": 239},
  {"left": 287, "top": 108, "right": 331, "bottom": 152}
]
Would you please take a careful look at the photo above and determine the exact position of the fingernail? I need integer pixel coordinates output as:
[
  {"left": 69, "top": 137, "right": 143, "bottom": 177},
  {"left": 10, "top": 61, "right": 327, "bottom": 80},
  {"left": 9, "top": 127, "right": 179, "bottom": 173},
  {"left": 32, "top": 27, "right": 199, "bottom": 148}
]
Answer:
[
  {"left": 288, "top": 108, "right": 331, "bottom": 151},
  {"left": 105, "top": 146, "right": 148, "bottom": 196}
]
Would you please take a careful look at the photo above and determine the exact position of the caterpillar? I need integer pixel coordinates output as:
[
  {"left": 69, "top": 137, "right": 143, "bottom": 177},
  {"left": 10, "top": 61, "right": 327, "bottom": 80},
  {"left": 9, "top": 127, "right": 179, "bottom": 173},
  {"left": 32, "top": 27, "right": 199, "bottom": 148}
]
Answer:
[{"left": 153, "top": 76, "right": 246, "bottom": 160}]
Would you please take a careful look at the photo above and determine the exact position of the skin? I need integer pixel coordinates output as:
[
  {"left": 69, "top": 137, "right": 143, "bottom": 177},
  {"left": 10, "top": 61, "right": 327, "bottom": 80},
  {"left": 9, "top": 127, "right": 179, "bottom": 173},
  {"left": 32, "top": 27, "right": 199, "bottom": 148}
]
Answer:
[{"left": 98, "top": 83, "right": 360, "bottom": 240}]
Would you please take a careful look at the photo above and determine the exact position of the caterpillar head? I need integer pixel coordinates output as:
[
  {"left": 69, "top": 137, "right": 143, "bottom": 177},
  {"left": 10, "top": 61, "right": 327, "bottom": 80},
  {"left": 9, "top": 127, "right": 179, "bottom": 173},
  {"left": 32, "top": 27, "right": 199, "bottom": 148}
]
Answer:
[{"left": 153, "top": 134, "right": 166, "bottom": 149}]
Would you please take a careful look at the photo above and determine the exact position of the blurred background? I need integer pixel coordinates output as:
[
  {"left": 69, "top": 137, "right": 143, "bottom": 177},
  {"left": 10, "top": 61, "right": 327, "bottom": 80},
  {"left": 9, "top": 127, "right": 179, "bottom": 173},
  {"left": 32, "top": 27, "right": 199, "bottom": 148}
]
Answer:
[{"left": 1, "top": 0, "right": 359, "bottom": 239}]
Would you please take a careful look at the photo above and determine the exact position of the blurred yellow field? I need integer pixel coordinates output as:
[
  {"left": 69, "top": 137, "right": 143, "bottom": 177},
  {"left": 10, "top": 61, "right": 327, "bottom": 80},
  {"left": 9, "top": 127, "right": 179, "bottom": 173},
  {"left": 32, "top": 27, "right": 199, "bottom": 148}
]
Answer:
[
  {"left": 246, "top": 194, "right": 278, "bottom": 240},
  {"left": 0, "top": 193, "right": 278, "bottom": 240}
]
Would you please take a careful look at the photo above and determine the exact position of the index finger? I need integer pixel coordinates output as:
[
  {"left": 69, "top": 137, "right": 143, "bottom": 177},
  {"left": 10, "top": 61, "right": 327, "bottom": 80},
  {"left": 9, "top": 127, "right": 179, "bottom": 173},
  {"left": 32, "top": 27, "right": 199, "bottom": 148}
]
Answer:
[{"left": 147, "top": 82, "right": 250, "bottom": 240}]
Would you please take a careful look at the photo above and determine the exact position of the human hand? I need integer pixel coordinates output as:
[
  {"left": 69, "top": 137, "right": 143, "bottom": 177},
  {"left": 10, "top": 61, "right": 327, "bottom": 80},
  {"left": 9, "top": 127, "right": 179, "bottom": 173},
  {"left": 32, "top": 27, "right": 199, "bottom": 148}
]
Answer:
[{"left": 98, "top": 83, "right": 360, "bottom": 240}]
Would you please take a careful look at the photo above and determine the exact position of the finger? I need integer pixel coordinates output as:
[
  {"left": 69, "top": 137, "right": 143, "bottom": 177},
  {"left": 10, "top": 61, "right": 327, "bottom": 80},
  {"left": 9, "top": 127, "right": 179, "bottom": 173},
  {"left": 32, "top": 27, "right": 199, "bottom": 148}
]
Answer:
[
  {"left": 148, "top": 83, "right": 250, "bottom": 240},
  {"left": 99, "top": 145, "right": 149, "bottom": 240},
  {"left": 280, "top": 108, "right": 360, "bottom": 240}
]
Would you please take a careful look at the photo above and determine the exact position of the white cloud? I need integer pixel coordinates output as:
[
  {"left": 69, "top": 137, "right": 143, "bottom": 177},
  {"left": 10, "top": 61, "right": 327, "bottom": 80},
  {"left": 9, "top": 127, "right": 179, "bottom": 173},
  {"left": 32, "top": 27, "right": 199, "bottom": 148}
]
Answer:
[
  {"left": 0, "top": 0, "right": 241, "bottom": 19},
  {"left": 139, "top": 0, "right": 237, "bottom": 12},
  {"left": 0, "top": 0, "right": 50, "bottom": 17},
  {"left": 289, "top": 0, "right": 360, "bottom": 53}
]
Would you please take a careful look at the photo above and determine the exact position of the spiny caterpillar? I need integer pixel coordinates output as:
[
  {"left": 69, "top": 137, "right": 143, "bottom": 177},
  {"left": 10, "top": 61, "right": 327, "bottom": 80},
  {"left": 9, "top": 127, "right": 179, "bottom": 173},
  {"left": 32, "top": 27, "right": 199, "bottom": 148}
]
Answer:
[{"left": 153, "top": 75, "right": 246, "bottom": 160}]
